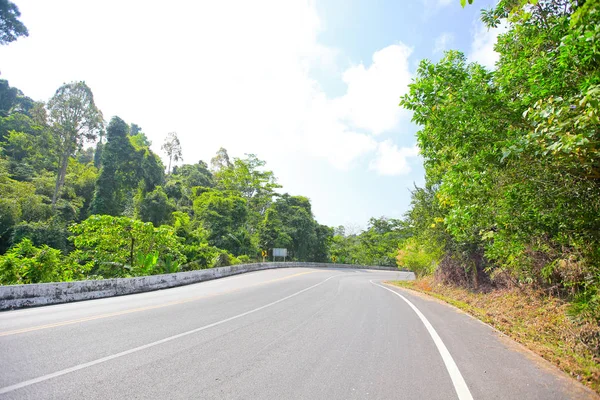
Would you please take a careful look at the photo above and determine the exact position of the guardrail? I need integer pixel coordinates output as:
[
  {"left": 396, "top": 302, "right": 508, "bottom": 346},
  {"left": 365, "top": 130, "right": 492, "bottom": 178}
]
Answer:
[{"left": 0, "top": 262, "right": 407, "bottom": 311}]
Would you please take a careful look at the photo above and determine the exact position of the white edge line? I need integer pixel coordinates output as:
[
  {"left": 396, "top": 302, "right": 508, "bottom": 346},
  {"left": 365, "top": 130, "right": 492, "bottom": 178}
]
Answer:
[
  {"left": 0, "top": 274, "right": 343, "bottom": 395},
  {"left": 370, "top": 280, "right": 474, "bottom": 400}
]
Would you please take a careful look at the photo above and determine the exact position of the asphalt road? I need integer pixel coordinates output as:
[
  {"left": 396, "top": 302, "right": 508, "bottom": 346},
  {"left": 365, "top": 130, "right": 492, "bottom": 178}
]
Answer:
[{"left": 0, "top": 268, "right": 595, "bottom": 399}]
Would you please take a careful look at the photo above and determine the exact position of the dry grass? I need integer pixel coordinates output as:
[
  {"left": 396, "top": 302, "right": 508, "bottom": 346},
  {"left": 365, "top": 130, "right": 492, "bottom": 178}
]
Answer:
[{"left": 389, "top": 276, "right": 600, "bottom": 394}]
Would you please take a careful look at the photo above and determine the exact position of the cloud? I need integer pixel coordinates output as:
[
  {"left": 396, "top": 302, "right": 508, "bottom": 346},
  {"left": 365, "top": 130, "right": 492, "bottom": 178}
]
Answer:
[
  {"left": 369, "top": 140, "right": 419, "bottom": 176},
  {"left": 468, "top": 21, "right": 508, "bottom": 69},
  {"left": 433, "top": 32, "right": 454, "bottom": 54},
  {"left": 336, "top": 44, "right": 413, "bottom": 136},
  {"left": 296, "top": 43, "right": 413, "bottom": 170}
]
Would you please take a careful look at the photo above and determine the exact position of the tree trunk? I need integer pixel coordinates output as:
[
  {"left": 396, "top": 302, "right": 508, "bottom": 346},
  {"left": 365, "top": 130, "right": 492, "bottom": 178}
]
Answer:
[
  {"left": 51, "top": 152, "right": 70, "bottom": 208},
  {"left": 130, "top": 236, "right": 135, "bottom": 271}
]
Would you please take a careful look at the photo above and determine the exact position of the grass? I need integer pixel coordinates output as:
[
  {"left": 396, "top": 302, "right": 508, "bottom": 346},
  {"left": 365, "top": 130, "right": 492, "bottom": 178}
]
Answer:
[{"left": 388, "top": 276, "right": 600, "bottom": 394}]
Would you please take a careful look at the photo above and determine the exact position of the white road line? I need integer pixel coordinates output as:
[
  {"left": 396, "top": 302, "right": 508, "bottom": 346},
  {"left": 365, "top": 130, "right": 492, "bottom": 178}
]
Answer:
[
  {"left": 0, "top": 274, "right": 342, "bottom": 395},
  {"left": 371, "top": 281, "right": 474, "bottom": 400}
]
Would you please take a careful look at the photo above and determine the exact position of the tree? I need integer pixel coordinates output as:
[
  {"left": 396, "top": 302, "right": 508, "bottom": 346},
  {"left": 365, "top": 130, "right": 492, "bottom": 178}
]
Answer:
[
  {"left": 0, "top": 239, "right": 90, "bottom": 285},
  {"left": 47, "top": 82, "right": 103, "bottom": 208},
  {"left": 130, "top": 123, "right": 142, "bottom": 136},
  {"left": 258, "top": 194, "right": 327, "bottom": 261},
  {"left": 214, "top": 153, "right": 281, "bottom": 230},
  {"left": 0, "top": 0, "right": 28, "bottom": 45},
  {"left": 210, "top": 147, "right": 231, "bottom": 172},
  {"left": 161, "top": 131, "right": 182, "bottom": 174},
  {"left": 171, "top": 160, "right": 213, "bottom": 188},
  {"left": 0, "top": 79, "right": 34, "bottom": 117},
  {"left": 400, "top": 0, "right": 600, "bottom": 298},
  {"left": 70, "top": 215, "right": 185, "bottom": 277},
  {"left": 90, "top": 117, "right": 132, "bottom": 215},
  {"left": 136, "top": 186, "right": 175, "bottom": 227},
  {"left": 193, "top": 189, "right": 250, "bottom": 255}
]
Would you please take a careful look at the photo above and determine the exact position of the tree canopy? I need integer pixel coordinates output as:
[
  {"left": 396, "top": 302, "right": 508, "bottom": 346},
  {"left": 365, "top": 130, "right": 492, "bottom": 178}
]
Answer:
[
  {"left": 1, "top": 78, "right": 402, "bottom": 283},
  {"left": 399, "top": 0, "right": 600, "bottom": 321}
]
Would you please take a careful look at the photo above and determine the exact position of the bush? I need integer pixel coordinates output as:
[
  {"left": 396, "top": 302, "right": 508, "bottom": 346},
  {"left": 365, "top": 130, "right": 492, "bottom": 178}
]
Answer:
[
  {"left": 397, "top": 238, "right": 442, "bottom": 278},
  {"left": 0, "top": 239, "right": 92, "bottom": 285},
  {"left": 181, "top": 243, "right": 220, "bottom": 270},
  {"left": 11, "top": 220, "right": 70, "bottom": 253},
  {"left": 236, "top": 255, "right": 252, "bottom": 264},
  {"left": 70, "top": 215, "right": 186, "bottom": 278}
]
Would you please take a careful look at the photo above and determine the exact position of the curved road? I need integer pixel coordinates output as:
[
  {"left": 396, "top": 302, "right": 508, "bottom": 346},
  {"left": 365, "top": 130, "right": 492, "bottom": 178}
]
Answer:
[{"left": 0, "top": 268, "right": 595, "bottom": 399}]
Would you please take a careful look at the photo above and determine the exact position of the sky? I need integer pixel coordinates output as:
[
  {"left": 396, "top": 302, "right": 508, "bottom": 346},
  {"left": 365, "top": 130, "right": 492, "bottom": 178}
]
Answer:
[{"left": 0, "top": 0, "right": 503, "bottom": 229}]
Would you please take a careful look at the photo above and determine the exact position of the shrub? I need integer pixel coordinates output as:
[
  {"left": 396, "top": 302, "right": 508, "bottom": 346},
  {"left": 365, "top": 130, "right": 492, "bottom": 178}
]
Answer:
[
  {"left": 11, "top": 220, "right": 70, "bottom": 253},
  {"left": 397, "top": 237, "right": 443, "bottom": 278},
  {"left": 70, "top": 215, "right": 186, "bottom": 278},
  {"left": 0, "top": 239, "right": 92, "bottom": 285}
]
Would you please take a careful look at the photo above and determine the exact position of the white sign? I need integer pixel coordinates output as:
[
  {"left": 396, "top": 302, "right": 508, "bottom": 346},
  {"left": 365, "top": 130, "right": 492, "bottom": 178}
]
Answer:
[{"left": 273, "top": 248, "right": 287, "bottom": 257}]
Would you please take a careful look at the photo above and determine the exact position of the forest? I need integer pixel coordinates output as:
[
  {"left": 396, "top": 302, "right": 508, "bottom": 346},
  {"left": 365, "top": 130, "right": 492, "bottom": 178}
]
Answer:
[
  {"left": 399, "top": 0, "right": 600, "bottom": 322},
  {"left": 0, "top": 79, "right": 403, "bottom": 284}
]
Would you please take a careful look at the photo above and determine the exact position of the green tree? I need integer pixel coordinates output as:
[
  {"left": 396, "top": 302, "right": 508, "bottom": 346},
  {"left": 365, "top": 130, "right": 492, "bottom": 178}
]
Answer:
[
  {"left": 136, "top": 186, "right": 175, "bottom": 227},
  {"left": 0, "top": 0, "right": 28, "bottom": 45},
  {"left": 90, "top": 117, "right": 131, "bottom": 215},
  {"left": 214, "top": 153, "right": 281, "bottom": 234},
  {"left": 193, "top": 189, "right": 251, "bottom": 255},
  {"left": 70, "top": 215, "right": 185, "bottom": 277},
  {"left": 0, "top": 239, "right": 90, "bottom": 285},
  {"left": 259, "top": 194, "right": 327, "bottom": 261},
  {"left": 47, "top": 82, "right": 103, "bottom": 208},
  {"left": 172, "top": 160, "right": 213, "bottom": 188},
  {"left": 0, "top": 79, "right": 34, "bottom": 117},
  {"left": 400, "top": 0, "right": 600, "bottom": 298}
]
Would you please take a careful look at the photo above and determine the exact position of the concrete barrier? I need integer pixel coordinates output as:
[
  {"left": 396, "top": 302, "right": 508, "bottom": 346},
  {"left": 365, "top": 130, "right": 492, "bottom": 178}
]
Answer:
[{"left": 0, "top": 262, "right": 405, "bottom": 311}]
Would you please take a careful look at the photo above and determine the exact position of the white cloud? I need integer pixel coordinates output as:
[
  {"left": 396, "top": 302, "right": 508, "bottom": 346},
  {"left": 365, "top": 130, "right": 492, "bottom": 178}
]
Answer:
[
  {"left": 468, "top": 21, "right": 508, "bottom": 69},
  {"left": 433, "top": 32, "right": 454, "bottom": 54},
  {"left": 369, "top": 140, "right": 419, "bottom": 176},
  {"left": 336, "top": 44, "right": 413, "bottom": 136}
]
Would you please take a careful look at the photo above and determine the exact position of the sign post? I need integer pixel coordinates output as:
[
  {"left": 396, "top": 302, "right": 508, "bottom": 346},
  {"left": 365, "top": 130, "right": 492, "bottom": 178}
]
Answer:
[{"left": 273, "top": 248, "right": 287, "bottom": 262}]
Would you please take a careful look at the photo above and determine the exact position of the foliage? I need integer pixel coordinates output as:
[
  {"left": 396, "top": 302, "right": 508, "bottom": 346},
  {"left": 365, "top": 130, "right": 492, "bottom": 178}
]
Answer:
[
  {"left": 400, "top": 0, "right": 600, "bottom": 316},
  {"left": 193, "top": 189, "right": 251, "bottom": 255},
  {"left": 0, "top": 79, "right": 34, "bottom": 117},
  {"left": 0, "top": 0, "right": 28, "bottom": 45},
  {"left": 70, "top": 215, "right": 185, "bottom": 277},
  {"left": 329, "top": 217, "right": 405, "bottom": 266},
  {"left": 258, "top": 194, "right": 333, "bottom": 262},
  {"left": 47, "top": 81, "right": 103, "bottom": 207},
  {"left": 397, "top": 237, "right": 443, "bottom": 277},
  {"left": 11, "top": 220, "right": 70, "bottom": 253},
  {"left": 0, "top": 239, "right": 91, "bottom": 284},
  {"left": 136, "top": 186, "right": 175, "bottom": 227},
  {"left": 0, "top": 79, "right": 362, "bottom": 285}
]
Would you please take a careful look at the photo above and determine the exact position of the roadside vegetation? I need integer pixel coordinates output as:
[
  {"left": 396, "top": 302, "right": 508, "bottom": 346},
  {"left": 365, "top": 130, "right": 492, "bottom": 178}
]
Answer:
[{"left": 394, "top": 0, "right": 600, "bottom": 392}]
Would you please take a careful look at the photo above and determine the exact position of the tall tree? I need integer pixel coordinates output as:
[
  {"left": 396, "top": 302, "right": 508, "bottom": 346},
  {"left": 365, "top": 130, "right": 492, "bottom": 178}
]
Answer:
[
  {"left": 47, "top": 82, "right": 103, "bottom": 208},
  {"left": 210, "top": 147, "right": 231, "bottom": 172},
  {"left": 0, "top": 0, "right": 28, "bottom": 45},
  {"left": 161, "top": 131, "right": 182, "bottom": 174},
  {"left": 90, "top": 117, "right": 131, "bottom": 215}
]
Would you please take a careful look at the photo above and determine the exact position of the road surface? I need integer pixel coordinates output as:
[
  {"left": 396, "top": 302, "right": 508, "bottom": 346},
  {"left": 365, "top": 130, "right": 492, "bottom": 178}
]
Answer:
[{"left": 0, "top": 268, "right": 595, "bottom": 399}]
